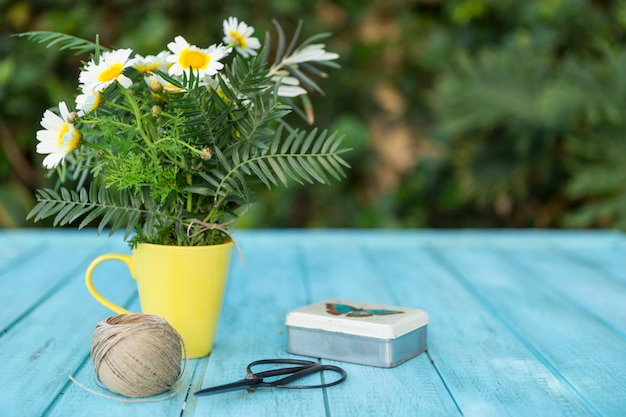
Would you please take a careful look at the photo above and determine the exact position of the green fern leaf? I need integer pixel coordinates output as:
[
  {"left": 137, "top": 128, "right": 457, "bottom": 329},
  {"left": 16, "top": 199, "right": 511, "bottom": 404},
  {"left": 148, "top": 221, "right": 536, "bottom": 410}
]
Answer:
[
  {"left": 301, "top": 128, "right": 318, "bottom": 153},
  {"left": 287, "top": 156, "right": 314, "bottom": 184},
  {"left": 28, "top": 189, "right": 64, "bottom": 222},
  {"left": 78, "top": 206, "right": 105, "bottom": 229},
  {"left": 290, "top": 130, "right": 306, "bottom": 153},
  {"left": 98, "top": 208, "right": 118, "bottom": 235},
  {"left": 317, "top": 157, "right": 341, "bottom": 181},
  {"left": 267, "top": 157, "right": 288, "bottom": 187},
  {"left": 280, "top": 128, "right": 297, "bottom": 153},
  {"left": 14, "top": 31, "right": 103, "bottom": 55},
  {"left": 279, "top": 156, "right": 304, "bottom": 185},
  {"left": 307, "top": 156, "right": 329, "bottom": 184}
]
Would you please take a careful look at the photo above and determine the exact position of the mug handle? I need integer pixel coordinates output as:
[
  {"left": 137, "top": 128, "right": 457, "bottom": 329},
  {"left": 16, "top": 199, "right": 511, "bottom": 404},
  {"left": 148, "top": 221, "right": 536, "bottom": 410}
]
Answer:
[{"left": 85, "top": 253, "right": 135, "bottom": 315}]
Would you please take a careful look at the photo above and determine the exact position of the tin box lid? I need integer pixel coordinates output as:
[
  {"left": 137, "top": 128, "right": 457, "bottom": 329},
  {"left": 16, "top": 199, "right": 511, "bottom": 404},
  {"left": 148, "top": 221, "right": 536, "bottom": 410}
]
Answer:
[{"left": 285, "top": 300, "right": 429, "bottom": 339}]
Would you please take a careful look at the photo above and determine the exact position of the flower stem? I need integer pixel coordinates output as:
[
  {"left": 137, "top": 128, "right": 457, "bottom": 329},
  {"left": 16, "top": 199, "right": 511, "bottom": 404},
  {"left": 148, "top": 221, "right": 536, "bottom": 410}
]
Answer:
[
  {"left": 186, "top": 174, "right": 193, "bottom": 212},
  {"left": 119, "top": 88, "right": 158, "bottom": 162}
]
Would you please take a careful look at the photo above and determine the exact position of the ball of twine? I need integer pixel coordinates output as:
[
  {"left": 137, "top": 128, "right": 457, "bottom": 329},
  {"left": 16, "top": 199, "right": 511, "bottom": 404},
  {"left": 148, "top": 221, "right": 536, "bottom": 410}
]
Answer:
[{"left": 91, "top": 313, "right": 185, "bottom": 398}]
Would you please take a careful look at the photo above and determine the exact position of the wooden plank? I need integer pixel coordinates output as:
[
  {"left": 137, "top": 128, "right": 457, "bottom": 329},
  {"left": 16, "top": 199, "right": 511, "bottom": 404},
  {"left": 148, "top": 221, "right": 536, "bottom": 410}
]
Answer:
[
  {"left": 0, "top": 229, "right": 125, "bottom": 249},
  {"left": 44, "top": 343, "right": 195, "bottom": 417},
  {"left": 2, "top": 229, "right": 625, "bottom": 417},
  {"left": 300, "top": 242, "right": 462, "bottom": 417},
  {"left": 185, "top": 236, "right": 329, "bottom": 417},
  {"left": 0, "top": 245, "right": 139, "bottom": 417},
  {"left": 363, "top": 245, "right": 597, "bottom": 417},
  {"left": 1, "top": 229, "right": 623, "bottom": 252},
  {"left": 504, "top": 247, "right": 626, "bottom": 339},
  {"left": 231, "top": 229, "right": 625, "bottom": 250},
  {"left": 0, "top": 237, "right": 113, "bottom": 332},
  {"left": 435, "top": 245, "right": 626, "bottom": 416},
  {"left": 555, "top": 245, "right": 626, "bottom": 286},
  {"left": 0, "top": 240, "right": 41, "bottom": 271}
]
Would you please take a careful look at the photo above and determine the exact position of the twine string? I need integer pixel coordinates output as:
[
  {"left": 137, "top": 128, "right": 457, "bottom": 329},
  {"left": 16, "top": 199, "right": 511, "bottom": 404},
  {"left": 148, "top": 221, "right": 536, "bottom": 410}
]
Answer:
[
  {"left": 70, "top": 314, "right": 189, "bottom": 403},
  {"left": 68, "top": 372, "right": 186, "bottom": 404},
  {"left": 185, "top": 220, "right": 245, "bottom": 266}
]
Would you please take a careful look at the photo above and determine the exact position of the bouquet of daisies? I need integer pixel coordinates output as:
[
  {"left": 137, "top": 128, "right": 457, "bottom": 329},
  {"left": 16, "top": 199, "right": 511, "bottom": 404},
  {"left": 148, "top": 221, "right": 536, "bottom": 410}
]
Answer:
[{"left": 22, "top": 17, "right": 350, "bottom": 246}]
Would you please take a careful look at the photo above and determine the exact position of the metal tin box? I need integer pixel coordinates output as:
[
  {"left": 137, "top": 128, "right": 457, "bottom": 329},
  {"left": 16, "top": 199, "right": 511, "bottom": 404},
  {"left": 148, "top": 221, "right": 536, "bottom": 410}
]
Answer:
[{"left": 286, "top": 300, "right": 429, "bottom": 368}]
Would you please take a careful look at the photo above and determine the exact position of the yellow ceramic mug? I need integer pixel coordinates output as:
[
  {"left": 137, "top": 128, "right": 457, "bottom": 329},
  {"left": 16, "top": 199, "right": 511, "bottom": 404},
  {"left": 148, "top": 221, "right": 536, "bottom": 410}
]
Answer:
[{"left": 85, "top": 241, "right": 234, "bottom": 358}]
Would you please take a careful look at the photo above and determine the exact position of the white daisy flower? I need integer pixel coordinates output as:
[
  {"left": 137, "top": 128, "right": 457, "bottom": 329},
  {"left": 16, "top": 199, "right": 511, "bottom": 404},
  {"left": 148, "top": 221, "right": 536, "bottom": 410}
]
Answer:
[
  {"left": 36, "top": 102, "right": 82, "bottom": 169},
  {"left": 75, "top": 88, "right": 103, "bottom": 116},
  {"left": 222, "top": 17, "right": 261, "bottom": 58},
  {"left": 166, "top": 36, "right": 231, "bottom": 78},
  {"left": 129, "top": 51, "right": 171, "bottom": 75},
  {"left": 271, "top": 74, "right": 307, "bottom": 97},
  {"left": 282, "top": 44, "right": 339, "bottom": 66},
  {"left": 79, "top": 48, "right": 134, "bottom": 92}
]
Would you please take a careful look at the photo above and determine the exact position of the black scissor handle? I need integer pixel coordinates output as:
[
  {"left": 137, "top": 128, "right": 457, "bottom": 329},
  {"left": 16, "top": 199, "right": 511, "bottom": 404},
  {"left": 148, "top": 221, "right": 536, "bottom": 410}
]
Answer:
[
  {"left": 246, "top": 359, "right": 317, "bottom": 376},
  {"left": 273, "top": 364, "right": 347, "bottom": 389},
  {"left": 247, "top": 359, "right": 347, "bottom": 390}
]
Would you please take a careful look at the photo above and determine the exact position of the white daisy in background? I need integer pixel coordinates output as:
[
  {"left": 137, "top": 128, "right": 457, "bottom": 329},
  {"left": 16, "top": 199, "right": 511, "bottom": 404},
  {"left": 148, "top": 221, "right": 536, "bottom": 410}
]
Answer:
[
  {"left": 222, "top": 17, "right": 261, "bottom": 58},
  {"left": 269, "top": 44, "right": 339, "bottom": 98},
  {"left": 166, "top": 36, "right": 231, "bottom": 79},
  {"left": 129, "top": 51, "right": 171, "bottom": 75},
  {"left": 271, "top": 74, "right": 307, "bottom": 98},
  {"left": 79, "top": 48, "right": 134, "bottom": 92},
  {"left": 75, "top": 88, "right": 103, "bottom": 116},
  {"left": 281, "top": 44, "right": 340, "bottom": 66},
  {"left": 36, "top": 102, "right": 82, "bottom": 168}
]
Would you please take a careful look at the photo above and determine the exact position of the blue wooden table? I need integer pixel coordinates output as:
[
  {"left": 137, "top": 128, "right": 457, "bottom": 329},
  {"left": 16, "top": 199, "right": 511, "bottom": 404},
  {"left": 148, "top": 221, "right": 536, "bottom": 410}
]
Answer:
[{"left": 1, "top": 229, "right": 625, "bottom": 417}]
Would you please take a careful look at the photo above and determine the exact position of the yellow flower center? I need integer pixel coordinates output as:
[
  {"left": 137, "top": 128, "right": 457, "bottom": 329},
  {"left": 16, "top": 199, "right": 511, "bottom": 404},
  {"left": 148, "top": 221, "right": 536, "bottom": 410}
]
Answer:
[
  {"left": 58, "top": 124, "right": 69, "bottom": 146},
  {"left": 68, "top": 128, "right": 82, "bottom": 151},
  {"left": 91, "top": 92, "right": 103, "bottom": 111},
  {"left": 180, "top": 49, "right": 210, "bottom": 70},
  {"left": 98, "top": 63, "right": 124, "bottom": 82},
  {"left": 133, "top": 63, "right": 160, "bottom": 74},
  {"left": 229, "top": 30, "right": 247, "bottom": 49},
  {"left": 58, "top": 123, "right": 82, "bottom": 150}
]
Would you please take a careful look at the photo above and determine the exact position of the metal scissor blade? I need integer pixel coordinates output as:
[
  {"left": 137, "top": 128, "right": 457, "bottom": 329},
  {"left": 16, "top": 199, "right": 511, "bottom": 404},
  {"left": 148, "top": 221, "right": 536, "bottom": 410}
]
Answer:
[{"left": 194, "top": 378, "right": 260, "bottom": 396}]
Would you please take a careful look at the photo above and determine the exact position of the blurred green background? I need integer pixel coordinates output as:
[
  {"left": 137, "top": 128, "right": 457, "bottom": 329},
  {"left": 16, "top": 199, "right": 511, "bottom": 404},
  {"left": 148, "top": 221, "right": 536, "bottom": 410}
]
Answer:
[{"left": 2, "top": 0, "right": 626, "bottom": 231}]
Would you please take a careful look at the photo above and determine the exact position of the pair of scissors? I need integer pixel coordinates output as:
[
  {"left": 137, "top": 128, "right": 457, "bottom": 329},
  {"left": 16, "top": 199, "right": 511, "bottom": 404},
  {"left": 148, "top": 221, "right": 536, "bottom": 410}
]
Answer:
[{"left": 194, "top": 359, "right": 347, "bottom": 396}]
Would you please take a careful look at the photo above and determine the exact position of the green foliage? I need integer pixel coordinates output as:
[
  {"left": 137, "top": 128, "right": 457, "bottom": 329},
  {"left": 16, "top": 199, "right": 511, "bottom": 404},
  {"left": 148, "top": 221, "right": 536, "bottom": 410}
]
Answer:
[
  {"left": 28, "top": 186, "right": 155, "bottom": 240},
  {"left": 427, "top": 1, "right": 626, "bottom": 229},
  {"left": 565, "top": 133, "right": 626, "bottom": 229},
  {"left": 13, "top": 31, "right": 106, "bottom": 55},
  {"left": 4, "top": 0, "right": 626, "bottom": 232}
]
